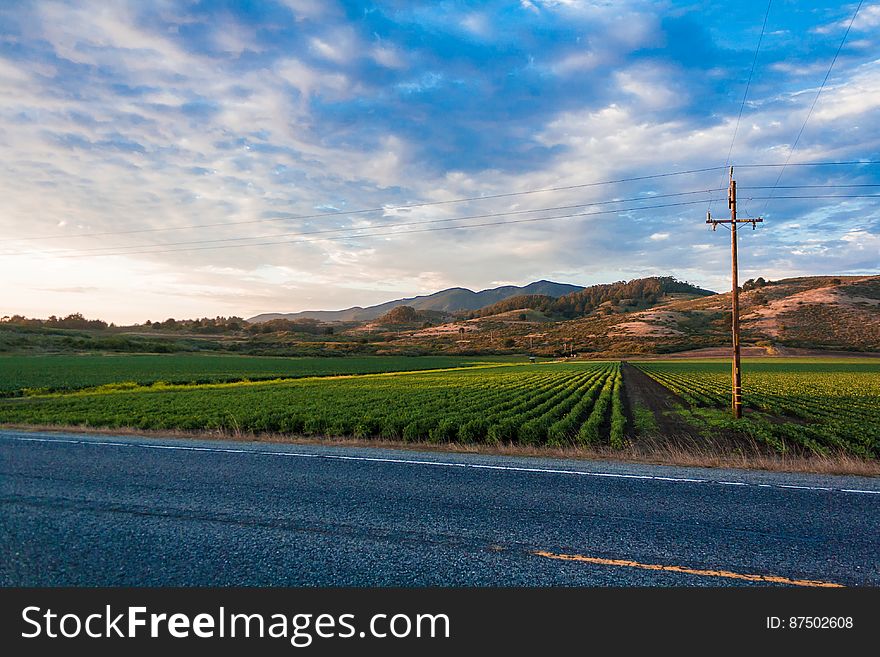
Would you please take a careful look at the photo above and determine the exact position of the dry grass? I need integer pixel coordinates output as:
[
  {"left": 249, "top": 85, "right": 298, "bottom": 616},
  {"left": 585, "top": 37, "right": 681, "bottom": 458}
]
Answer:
[
  {"left": 4, "top": 423, "right": 878, "bottom": 477},
  {"left": 609, "top": 432, "right": 880, "bottom": 477}
]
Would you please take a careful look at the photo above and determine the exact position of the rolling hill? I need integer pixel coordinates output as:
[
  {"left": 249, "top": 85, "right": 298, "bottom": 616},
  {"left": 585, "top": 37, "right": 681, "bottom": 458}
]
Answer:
[
  {"left": 473, "top": 277, "right": 714, "bottom": 319},
  {"left": 247, "top": 275, "right": 879, "bottom": 355},
  {"left": 383, "top": 275, "right": 879, "bottom": 356},
  {"left": 521, "top": 275, "right": 880, "bottom": 355},
  {"left": 248, "top": 280, "right": 584, "bottom": 323},
  {"left": 4, "top": 275, "right": 876, "bottom": 358}
]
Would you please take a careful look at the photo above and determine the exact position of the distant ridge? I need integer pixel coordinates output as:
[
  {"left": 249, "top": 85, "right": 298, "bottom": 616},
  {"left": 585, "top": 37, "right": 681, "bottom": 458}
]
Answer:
[{"left": 247, "top": 280, "right": 584, "bottom": 323}]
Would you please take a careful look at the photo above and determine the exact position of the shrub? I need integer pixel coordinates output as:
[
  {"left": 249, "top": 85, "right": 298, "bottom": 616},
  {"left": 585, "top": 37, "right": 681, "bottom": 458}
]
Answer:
[
  {"left": 458, "top": 418, "right": 490, "bottom": 443},
  {"left": 429, "top": 418, "right": 458, "bottom": 443},
  {"left": 487, "top": 418, "right": 519, "bottom": 444}
]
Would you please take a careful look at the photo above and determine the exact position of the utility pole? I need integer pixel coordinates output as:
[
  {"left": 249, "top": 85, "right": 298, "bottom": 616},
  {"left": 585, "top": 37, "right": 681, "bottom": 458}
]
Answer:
[{"left": 706, "top": 167, "right": 762, "bottom": 419}]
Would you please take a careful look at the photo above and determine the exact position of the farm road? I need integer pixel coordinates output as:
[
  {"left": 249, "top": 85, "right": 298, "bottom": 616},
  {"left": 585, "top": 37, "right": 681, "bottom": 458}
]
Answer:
[{"left": 1, "top": 429, "right": 878, "bottom": 586}]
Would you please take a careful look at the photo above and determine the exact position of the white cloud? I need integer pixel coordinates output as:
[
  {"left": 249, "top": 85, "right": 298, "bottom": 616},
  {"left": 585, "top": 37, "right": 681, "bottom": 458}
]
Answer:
[
  {"left": 0, "top": 1, "right": 876, "bottom": 322},
  {"left": 841, "top": 229, "right": 880, "bottom": 251},
  {"left": 852, "top": 4, "right": 880, "bottom": 30},
  {"left": 371, "top": 44, "right": 407, "bottom": 69},
  {"left": 550, "top": 50, "right": 602, "bottom": 75},
  {"left": 460, "top": 13, "right": 491, "bottom": 38},
  {"left": 615, "top": 63, "right": 685, "bottom": 110},
  {"left": 309, "top": 37, "right": 345, "bottom": 63},
  {"left": 0, "top": 57, "right": 29, "bottom": 83},
  {"left": 308, "top": 27, "right": 361, "bottom": 64},
  {"left": 814, "top": 4, "right": 880, "bottom": 34},
  {"left": 810, "top": 60, "right": 880, "bottom": 122},
  {"left": 275, "top": 58, "right": 350, "bottom": 98},
  {"left": 278, "top": 0, "right": 335, "bottom": 22}
]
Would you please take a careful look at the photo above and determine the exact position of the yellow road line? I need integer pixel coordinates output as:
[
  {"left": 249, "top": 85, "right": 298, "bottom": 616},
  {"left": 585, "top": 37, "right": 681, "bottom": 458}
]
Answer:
[{"left": 532, "top": 550, "right": 844, "bottom": 587}]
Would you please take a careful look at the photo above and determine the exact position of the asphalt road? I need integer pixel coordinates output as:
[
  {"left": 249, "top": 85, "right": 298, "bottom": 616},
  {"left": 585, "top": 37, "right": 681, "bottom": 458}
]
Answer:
[{"left": 1, "top": 429, "right": 878, "bottom": 586}]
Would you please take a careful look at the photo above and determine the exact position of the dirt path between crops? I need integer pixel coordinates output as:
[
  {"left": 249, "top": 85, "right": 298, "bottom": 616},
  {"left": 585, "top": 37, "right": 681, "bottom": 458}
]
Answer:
[{"left": 620, "top": 361, "right": 700, "bottom": 440}]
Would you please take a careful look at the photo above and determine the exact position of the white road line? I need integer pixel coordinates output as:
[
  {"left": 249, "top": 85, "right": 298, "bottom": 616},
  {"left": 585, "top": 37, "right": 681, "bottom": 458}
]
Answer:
[{"left": 3, "top": 433, "right": 880, "bottom": 495}]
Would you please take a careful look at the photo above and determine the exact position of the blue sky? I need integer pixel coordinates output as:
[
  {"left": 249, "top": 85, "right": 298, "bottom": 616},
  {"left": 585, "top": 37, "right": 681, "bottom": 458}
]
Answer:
[{"left": 1, "top": 0, "right": 878, "bottom": 322}]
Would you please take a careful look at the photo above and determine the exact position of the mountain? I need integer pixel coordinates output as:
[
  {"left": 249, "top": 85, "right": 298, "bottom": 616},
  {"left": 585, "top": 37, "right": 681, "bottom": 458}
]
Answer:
[
  {"left": 474, "top": 277, "right": 715, "bottom": 319},
  {"left": 240, "top": 274, "right": 879, "bottom": 355},
  {"left": 247, "top": 280, "right": 584, "bottom": 323},
  {"left": 6, "top": 275, "right": 875, "bottom": 357},
  {"left": 380, "top": 275, "right": 878, "bottom": 357}
]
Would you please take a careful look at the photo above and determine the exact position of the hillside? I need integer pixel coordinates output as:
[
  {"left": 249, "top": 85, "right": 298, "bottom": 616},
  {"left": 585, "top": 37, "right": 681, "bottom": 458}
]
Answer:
[
  {"left": 386, "top": 275, "right": 880, "bottom": 356},
  {"left": 539, "top": 275, "right": 880, "bottom": 355},
  {"left": 248, "top": 280, "right": 583, "bottom": 323},
  {"left": 4, "top": 275, "right": 876, "bottom": 358},
  {"left": 473, "top": 277, "right": 714, "bottom": 319}
]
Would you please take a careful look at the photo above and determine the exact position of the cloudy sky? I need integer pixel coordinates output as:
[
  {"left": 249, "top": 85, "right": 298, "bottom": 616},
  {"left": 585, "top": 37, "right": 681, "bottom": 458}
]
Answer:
[{"left": 1, "top": 0, "right": 878, "bottom": 323}]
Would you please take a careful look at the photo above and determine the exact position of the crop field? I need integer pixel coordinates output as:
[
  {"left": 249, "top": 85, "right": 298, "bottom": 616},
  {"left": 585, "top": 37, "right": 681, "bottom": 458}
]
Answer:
[
  {"left": 2, "top": 354, "right": 876, "bottom": 457},
  {"left": 0, "top": 353, "right": 521, "bottom": 398},
  {"left": 635, "top": 359, "right": 880, "bottom": 458},
  {"left": 0, "top": 362, "right": 627, "bottom": 447}
]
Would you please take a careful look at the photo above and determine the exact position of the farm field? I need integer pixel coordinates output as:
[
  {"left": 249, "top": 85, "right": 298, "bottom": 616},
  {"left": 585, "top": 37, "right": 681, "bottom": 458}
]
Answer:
[
  {"left": 634, "top": 359, "right": 880, "bottom": 458},
  {"left": 0, "top": 362, "right": 627, "bottom": 447},
  {"left": 0, "top": 353, "right": 521, "bottom": 397},
  {"left": 1, "top": 355, "right": 877, "bottom": 460}
]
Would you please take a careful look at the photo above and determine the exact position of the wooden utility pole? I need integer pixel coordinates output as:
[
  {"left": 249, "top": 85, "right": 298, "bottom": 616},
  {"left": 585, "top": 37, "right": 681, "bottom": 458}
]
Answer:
[{"left": 706, "top": 167, "right": 762, "bottom": 419}]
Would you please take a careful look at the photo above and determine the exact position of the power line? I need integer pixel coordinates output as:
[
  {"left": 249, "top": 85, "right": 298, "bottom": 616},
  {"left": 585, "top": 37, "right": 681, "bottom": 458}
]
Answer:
[
  {"left": 726, "top": 0, "right": 772, "bottom": 167},
  {"left": 25, "top": 188, "right": 880, "bottom": 258},
  {"left": 4, "top": 188, "right": 873, "bottom": 259},
  {"left": 11, "top": 197, "right": 726, "bottom": 259},
  {"left": 5, "top": 189, "right": 867, "bottom": 259},
  {"left": 760, "top": 1, "right": 864, "bottom": 215},
  {"left": 743, "top": 194, "right": 879, "bottom": 199},
  {"left": 2, "top": 165, "right": 728, "bottom": 243},
  {"left": 738, "top": 160, "right": 880, "bottom": 168},
  {"left": 1, "top": 188, "right": 725, "bottom": 257},
  {"left": 710, "top": 0, "right": 772, "bottom": 214},
  {"left": 741, "top": 184, "right": 880, "bottom": 189},
  {"left": 4, "top": 161, "right": 877, "bottom": 246}
]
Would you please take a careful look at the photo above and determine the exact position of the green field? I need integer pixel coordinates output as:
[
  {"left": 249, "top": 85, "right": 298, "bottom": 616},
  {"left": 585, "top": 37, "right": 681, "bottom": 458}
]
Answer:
[
  {"left": 0, "top": 362, "right": 626, "bottom": 446},
  {"left": 635, "top": 359, "right": 880, "bottom": 458},
  {"left": 0, "top": 353, "right": 522, "bottom": 397},
  {"left": 1, "top": 354, "right": 877, "bottom": 457}
]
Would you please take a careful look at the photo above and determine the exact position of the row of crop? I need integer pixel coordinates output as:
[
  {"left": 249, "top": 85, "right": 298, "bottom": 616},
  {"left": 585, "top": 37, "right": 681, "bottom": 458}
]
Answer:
[
  {"left": 546, "top": 375, "right": 605, "bottom": 445},
  {"left": 639, "top": 366, "right": 880, "bottom": 433},
  {"left": 0, "top": 361, "right": 641, "bottom": 448},
  {"left": 609, "top": 369, "right": 626, "bottom": 448},
  {"left": 507, "top": 366, "right": 613, "bottom": 445},
  {"left": 0, "top": 354, "right": 523, "bottom": 397},
  {"left": 634, "top": 362, "right": 879, "bottom": 457},
  {"left": 0, "top": 362, "right": 627, "bottom": 447},
  {"left": 635, "top": 363, "right": 879, "bottom": 422},
  {"left": 634, "top": 368, "right": 727, "bottom": 408},
  {"left": 292, "top": 367, "right": 599, "bottom": 442},
  {"left": 418, "top": 367, "right": 606, "bottom": 444},
  {"left": 416, "top": 365, "right": 612, "bottom": 445}
]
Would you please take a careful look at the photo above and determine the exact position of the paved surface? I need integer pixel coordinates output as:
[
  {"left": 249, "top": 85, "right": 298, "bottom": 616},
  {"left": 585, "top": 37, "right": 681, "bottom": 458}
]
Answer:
[{"left": 1, "top": 429, "right": 878, "bottom": 586}]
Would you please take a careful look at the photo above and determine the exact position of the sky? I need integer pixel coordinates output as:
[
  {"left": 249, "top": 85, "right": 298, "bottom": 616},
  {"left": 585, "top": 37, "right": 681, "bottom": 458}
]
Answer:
[{"left": 1, "top": 0, "right": 878, "bottom": 324}]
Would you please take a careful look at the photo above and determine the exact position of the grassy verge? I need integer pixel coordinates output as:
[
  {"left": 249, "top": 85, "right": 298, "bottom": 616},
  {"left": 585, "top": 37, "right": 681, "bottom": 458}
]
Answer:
[{"left": 4, "top": 423, "right": 878, "bottom": 477}]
